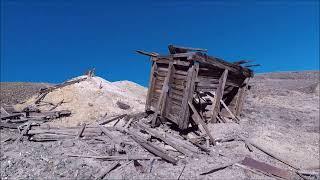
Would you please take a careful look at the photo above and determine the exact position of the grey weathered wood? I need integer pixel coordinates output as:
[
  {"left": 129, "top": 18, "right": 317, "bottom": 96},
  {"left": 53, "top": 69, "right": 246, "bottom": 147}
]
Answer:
[
  {"left": 34, "top": 92, "right": 48, "bottom": 104},
  {"left": 0, "top": 122, "right": 19, "bottom": 129},
  {"left": 211, "top": 69, "right": 228, "bottom": 123},
  {"left": 39, "top": 77, "right": 87, "bottom": 94},
  {"left": 135, "top": 122, "right": 193, "bottom": 156},
  {"left": 160, "top": 62, "right": 175, "bottom": 117},
  {"left": 0, "top": 106, "right": 10, "bottom": 116},
  {"left": 68, "top": 154, "right": 160, "bottom": 161},
  {"left": 151, "top": 62, "right": 174, "bottom": 126},
  {"left": 220, "top": 99, "right": 239, "bottom": 123},
  {"left": 1, "top": 113, "right": 24, "bottom": 120},
  {"left": 15, "top": 122, "right": 32, "bottom": 143},
  {"left": 115, "top": 126, "right": 177, "bottom": 164},
  {"left": 129, "top": 132, "right": 178, "bottom": 164},
  {"left": 146, "top": 62, "right": 158, "bottom": 111},
  {"left": 179, "top": 64, "right": 199, "bottom": 129},
  {"left": 98, "top": 114, "right": 127, "bottom": 125},
  {"left": 188, "top": 101, "right": 215, "bottom": 145},
  {"left": 235, "top": 78, "right": 250, "bottom": 116},
  {"left": 95, "top": 162, "right": 120, "bottom": 180}
]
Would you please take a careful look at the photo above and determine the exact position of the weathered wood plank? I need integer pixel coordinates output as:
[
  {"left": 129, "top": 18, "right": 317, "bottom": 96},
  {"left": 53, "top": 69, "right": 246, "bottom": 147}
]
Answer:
[
  {"left": 188, "top": 101, "right": 215, "bottom": 145},
  {"left": 210, "top": 69, "right": 228, "bottom": 123},
  {"left": 135, "top": 122, "right": 193, "bottom": 156},
  {"left": 146, "top": 62, "right": 158, "bottom": 111},
  {"left": 179, "top": 64, "right": 199, "bottom": 129},
  {"left": 151, "top": 62, "right": 174, "bottom": 126},
  {"left": 235, "top": 78, "right": 250, "bottom": 116}
]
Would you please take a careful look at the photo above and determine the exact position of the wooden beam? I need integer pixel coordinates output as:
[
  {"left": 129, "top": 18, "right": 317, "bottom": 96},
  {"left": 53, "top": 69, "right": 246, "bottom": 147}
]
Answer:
[
  {"left": 188, "top": 101, "right": 215, "bottom": 145},
  {"left": 39, "top": 77, "right": 87, "bottom": 94},
  {"left": 145, "top": 62, "right": 158, "bottom": 111},
  {"left": 115, "top": 127, "right": 178, "bottom": 164},
  {"left": 235, "top": 78, "right": 250, "bottom": 116},
  {"left": 210, "top": 69, "right": 228, "bottom": 123},
  {"left": 161, "top": 60, "right": 175, "bottom": 117},
  {"left": 179, "top": 64, "right": 199, "bottom": 129},
  {"left": 220, "top": 99, "right": 239, "bottom": 123},
  {"left": 151, "top": 62, "right": 174, "bottom": 127},
  {"left": 135, "top": 122, "right": 193, "bottom": 156}
]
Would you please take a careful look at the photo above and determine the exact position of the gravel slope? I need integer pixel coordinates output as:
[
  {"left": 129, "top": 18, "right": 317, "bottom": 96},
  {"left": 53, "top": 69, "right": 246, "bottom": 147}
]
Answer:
[{"left": 0, "top": 82, "right": 52, "bottom": 105}]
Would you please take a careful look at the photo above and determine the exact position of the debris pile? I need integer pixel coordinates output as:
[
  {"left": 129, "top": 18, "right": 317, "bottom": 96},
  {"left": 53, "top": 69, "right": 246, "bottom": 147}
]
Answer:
[{"left": 14, "top": 75, "right": 147, "bottom": 127}]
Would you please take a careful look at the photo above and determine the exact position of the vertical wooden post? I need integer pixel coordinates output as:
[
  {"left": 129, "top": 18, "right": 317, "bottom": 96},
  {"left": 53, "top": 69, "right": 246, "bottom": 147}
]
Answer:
[
  {"left": 235, "top": 78, "right": 250, "bottom": 116},
  {"left": 179, "top": 63, "right": 199, "bottom": 129},
  {"left": 145, "top": 60, "right": 157, "bottom": 112},
  {"left": 210, "top": 69, "right": 228, "bottom": 123},
  {"left": 163, "top": 62, "right": 176, "bottom": 117},
  {"left": 161, "top": 62, "right": 175, "bottom": 117},
  {"left": 151, "top": 62, "right": 174, "bottom": 127}
]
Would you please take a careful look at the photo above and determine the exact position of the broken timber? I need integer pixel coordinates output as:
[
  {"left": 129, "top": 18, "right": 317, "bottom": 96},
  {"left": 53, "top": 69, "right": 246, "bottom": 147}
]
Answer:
[{"left": 139, "top": 45, "right": 253, "bottom": 132}]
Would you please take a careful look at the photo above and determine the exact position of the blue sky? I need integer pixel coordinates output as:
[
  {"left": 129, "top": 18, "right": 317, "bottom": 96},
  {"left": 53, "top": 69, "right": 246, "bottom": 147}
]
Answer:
[{"left": 1, "top": 0, "right": 319, "bottom": 86}]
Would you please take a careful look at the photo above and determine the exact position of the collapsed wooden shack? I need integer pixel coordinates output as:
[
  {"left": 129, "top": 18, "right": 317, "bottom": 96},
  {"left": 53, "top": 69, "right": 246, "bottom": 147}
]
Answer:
[{"left": 138, "top": 45, "right": 254, "bottom": 131}]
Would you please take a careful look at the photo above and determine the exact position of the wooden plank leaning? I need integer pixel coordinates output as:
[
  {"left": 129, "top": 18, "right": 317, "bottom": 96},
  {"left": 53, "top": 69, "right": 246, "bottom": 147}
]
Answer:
[
  {"left": 235, "top": 78, "right": 250, "bottom": 116},
  {"left": 188, "top": 101, "right": 216, "bottom": 145},
  {"left": 210, "top": 69, "right": 228, "bottom": 123},
  {"left": 179, "top": 63, "right": 199, "bottom": 129},
  {"left": 219, "top": 99, "right": 240, "bottom": 123}
]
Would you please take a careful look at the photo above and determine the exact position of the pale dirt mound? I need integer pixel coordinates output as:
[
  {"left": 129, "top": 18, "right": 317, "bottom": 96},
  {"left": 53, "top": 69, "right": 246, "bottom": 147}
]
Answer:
[
  {"left": 112, "top": 80, "right": 147, "bottom": 101},
  {"left": 15, "top": 76, "right": 147, "bottom": 127}
]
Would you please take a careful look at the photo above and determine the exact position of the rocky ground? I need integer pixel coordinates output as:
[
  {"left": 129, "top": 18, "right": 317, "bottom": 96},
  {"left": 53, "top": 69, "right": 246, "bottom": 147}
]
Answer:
[{"left": 0, "top": 71, "right": 319, "bottom": 179}]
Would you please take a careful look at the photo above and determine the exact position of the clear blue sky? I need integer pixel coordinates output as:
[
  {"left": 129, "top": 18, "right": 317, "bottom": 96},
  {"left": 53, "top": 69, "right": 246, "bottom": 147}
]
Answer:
[{"left": 1, "top": 0, "right": 319, "bottom": 86}]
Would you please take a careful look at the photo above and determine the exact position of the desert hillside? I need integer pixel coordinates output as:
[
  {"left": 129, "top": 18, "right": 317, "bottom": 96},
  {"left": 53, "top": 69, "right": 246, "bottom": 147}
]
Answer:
[{"left": 0, "top": 71, "right": 319, "bottom": 179}]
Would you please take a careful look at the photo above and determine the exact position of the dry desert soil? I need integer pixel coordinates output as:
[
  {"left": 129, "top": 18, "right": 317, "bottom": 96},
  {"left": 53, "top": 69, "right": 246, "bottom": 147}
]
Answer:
[{"left": 0, "top": 71, "right": 319, "bottom": 179}]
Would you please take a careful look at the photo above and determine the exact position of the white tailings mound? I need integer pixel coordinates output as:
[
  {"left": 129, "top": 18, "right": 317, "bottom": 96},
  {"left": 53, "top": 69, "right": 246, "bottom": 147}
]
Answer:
[{"left": 16, "top": 76, "right": 147, "bottom": 127}]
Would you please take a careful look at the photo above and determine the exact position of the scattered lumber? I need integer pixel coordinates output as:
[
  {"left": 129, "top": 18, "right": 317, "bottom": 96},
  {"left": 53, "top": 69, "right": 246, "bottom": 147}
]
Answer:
[
  {"left": 116, "top": 126, "right": 178, "bottom": 164},
  {"left": 0, "top": 109, "right": 71, "bottom": 131},
  {"left": 188, "top": 101, "right": 215, "bottom": 145},
  {"left": 67, "top": 154, "right": 160, "bottom": 161},
  {"left": 1, "top": 113, "right": 24, "bottom": 120},
  {"left": 39, "top": 77, "right": 87, "bottom": 94},
  {"left": 129, "top": 133, "right": 178, "bottom": 165},
  {"left": 0, "top": 122, "right": 19, "bottom": 129},
  {"left": 95, "top": 162, "right": 120, "bottom": 180},
  {"left": 135, "top": 122, "right": 194, "bottom": 156},
  {"left": 15, "top": 122, "right": 32, "bottom": 143},
  {"left": 187, "top": 137, "right": 210, "bottom": 154},
  {"left": 99, "top": 114, "right": 127, "bottom": 125}
]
